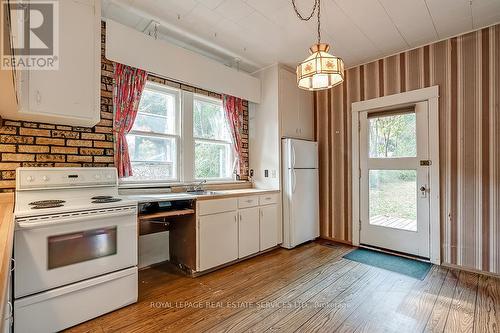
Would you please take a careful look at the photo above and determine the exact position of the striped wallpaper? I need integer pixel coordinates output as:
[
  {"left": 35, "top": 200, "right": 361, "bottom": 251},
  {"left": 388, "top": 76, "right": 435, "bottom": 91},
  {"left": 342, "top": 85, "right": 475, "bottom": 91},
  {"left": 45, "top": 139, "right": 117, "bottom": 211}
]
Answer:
[{"left": 315, "top": 24, "right": 500, "bottom": 274}]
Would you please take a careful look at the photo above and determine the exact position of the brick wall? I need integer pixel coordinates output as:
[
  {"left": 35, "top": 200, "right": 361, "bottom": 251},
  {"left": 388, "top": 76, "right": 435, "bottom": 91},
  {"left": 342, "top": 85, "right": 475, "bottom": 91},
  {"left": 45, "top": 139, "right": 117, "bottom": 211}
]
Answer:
[{"left": 0, "top": 22, "right": 249, "bottom": 189}]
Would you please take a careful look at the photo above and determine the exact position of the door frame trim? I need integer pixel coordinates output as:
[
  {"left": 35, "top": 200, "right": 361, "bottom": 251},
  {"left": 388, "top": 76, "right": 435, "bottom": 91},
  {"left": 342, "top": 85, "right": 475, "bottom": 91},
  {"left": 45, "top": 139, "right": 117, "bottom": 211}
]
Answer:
[{"left": 351, "top": 86, "right": 441, "bottom": 265}]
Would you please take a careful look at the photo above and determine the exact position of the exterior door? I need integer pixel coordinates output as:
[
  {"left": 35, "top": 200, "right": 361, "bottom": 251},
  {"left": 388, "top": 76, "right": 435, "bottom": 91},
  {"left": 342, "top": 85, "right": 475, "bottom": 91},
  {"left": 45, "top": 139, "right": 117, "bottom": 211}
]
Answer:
[{"left": 359, "top": 102, "right": 430, "bottom": 258}]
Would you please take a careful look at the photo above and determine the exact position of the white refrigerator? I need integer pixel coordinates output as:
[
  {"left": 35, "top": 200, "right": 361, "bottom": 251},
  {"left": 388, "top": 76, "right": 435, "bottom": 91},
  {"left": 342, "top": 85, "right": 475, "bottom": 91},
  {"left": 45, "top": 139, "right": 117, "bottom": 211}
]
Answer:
[{"left": 282, "top": 138, "right": 320, "bottom": 249}]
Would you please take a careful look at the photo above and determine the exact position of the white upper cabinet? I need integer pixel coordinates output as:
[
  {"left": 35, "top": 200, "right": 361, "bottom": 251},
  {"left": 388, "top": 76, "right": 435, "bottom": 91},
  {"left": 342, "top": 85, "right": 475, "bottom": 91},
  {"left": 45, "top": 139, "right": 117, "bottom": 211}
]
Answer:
[
  {"left": 297, "top": 88, "right": 314, "bottom": 140},
  {"left": 279, "top": 67, "right": 314, "bottom": 140},
  {"left": 4, "top": 0, "right": 101, "bottom": 127}
]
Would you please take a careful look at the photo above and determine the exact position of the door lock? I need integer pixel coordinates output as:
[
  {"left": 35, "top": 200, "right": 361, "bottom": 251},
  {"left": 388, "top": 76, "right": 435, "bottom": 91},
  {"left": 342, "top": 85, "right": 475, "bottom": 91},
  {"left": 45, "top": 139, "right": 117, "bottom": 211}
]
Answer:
[{"left": 420, "top": 185, "right": 428, "bottom": 198}]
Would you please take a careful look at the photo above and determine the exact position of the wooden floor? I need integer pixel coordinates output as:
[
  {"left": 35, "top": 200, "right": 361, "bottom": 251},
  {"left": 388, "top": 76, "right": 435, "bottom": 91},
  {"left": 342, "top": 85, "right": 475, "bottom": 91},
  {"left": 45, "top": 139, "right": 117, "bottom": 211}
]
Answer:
[{"left": 67, "top": 242, "right": 500, "bottom": 333}]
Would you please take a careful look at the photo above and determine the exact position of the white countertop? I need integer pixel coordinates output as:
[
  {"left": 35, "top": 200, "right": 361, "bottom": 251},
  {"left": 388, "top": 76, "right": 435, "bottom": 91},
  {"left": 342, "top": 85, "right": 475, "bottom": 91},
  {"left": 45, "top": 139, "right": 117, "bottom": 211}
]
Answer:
[{"left": 122, "top": 188, "right": 280, "bottom": 203}]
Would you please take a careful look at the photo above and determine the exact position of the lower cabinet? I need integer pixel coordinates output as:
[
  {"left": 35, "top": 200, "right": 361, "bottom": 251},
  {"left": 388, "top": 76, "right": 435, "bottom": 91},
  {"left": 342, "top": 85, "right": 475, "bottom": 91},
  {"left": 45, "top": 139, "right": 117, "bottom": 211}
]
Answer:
[
  {"left": 197, "top": 193, "right": 280, "bottom": 272},
  {"left": 238, "top": 207, "right": 260, "bottom": 258},
  {"left": 198, "top": 211, "right": 238, "bottom": 271},
  {"left": 260, "top": 205, "right": 279, "bottom": 251}
]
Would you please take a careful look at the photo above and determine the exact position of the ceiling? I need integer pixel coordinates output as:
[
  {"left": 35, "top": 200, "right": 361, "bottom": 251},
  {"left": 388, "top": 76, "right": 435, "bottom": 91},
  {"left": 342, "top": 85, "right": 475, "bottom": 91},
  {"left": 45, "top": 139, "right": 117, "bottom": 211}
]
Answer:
[{"left": 102, "top": 0, "right": 500, "bottom": 73}]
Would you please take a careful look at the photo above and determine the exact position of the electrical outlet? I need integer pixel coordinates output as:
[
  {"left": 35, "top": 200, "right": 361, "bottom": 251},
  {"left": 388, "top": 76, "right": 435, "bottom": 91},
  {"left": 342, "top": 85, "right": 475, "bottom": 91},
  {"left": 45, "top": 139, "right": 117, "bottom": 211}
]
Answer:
[
  {"left": 264, "top": 170, "right": 269, "bottom": 178},
  {"left": 271, "top": 170, "right": 277, "bottom": 178}
]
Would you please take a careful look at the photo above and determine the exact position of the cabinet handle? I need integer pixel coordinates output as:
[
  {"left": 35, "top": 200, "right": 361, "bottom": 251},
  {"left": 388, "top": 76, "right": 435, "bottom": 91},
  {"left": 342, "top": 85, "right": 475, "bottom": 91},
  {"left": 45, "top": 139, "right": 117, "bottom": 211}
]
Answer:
[
  {"left": 234, "top": 215, "right": 237, "bottom": 223},
  {"left": 239, "top": 213, "right": 242, "bottom": 221}
]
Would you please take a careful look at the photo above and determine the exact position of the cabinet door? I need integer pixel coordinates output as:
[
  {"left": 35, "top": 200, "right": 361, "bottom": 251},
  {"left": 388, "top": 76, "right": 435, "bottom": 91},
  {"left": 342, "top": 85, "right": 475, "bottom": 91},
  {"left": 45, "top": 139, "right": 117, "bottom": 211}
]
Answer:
[
  {"left": 238, "top": 207, "right": 260, "bottom": 258},
  {"left": 199, "top": 212, "right": 238, "bottom": 271},
  {"left": 279, "top": 69, "right": 300, "bottom": 138},
  {"left": 21, "top": 0, "right": 100, "bottom": 126},
  {"left": 260, "top": 205, "right": 279, "bottom": 251},
  {"left": 298, "top": 89, "right": 314, "bottom": 140}
]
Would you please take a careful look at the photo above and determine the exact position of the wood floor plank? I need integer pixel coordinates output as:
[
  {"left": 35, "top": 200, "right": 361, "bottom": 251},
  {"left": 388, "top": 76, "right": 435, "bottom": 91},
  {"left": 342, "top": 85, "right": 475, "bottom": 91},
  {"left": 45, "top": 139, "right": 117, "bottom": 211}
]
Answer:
[
  {"left": 194, "top": 258, "right": 357, "bottom": 332},
  {"left": 443, "top": 271, "right": 479, "bottom": 333},
  {"left": 155, "top": 248, "right": 355, "bottom": 332},
  {"left": 70, "top": 246, "right": 320, "bottom": 332},
  {"left": 355, "top": 265, "right": 447, "bottom": 333},
  {"left": 245, "top": 262, "right": 369, "bottom": 332},
  {"left": 331, "top": 268, "right": 417, "bottom": 333},
  {"left": 63, "top": 243, "right": 500, "bottom": 333},
  {"left": 96, "top": 244, "right": 342, "bottom": 332},
  {"left": 423, "top": 269, "right": 459, "bottom": 333},
  {"left": 474, "top": 275, "right": 500, "bottom": 333},
  {"left": 268, "top": 265, "right": 388, "bottom": 332}
]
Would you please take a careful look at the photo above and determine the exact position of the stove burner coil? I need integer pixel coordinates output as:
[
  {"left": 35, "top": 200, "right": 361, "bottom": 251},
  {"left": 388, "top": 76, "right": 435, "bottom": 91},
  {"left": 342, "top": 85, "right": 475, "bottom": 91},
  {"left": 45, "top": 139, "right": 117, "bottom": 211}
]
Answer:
[
  {"left": 29, "top": 200, "right": 66, "bottom": 206},
  {"left": 31, "top": 204, "right": 65, "bottom": 209},
  {"left": 91, "top": 198, "right": 123, "bottom": 204}
]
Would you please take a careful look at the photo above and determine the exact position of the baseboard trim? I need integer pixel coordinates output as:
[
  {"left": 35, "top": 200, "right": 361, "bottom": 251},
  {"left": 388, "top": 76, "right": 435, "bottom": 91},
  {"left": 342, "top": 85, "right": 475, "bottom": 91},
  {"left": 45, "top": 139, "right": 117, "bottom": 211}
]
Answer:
[
  {"left": 441, "top": 262, "right": 500, "bottom": 279},
  {"left": 317, "top": 236, "right": 353, "bottom": 246}
]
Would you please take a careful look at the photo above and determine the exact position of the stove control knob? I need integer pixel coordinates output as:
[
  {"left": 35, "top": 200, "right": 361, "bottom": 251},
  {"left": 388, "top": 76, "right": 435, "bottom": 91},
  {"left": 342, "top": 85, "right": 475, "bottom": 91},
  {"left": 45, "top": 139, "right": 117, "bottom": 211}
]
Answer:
[
  {"left": 42, "top": 176, "right": 49, "bottom": 181},
  {"left": 26, "top": 176, "right": 34, "bottom": 182}
]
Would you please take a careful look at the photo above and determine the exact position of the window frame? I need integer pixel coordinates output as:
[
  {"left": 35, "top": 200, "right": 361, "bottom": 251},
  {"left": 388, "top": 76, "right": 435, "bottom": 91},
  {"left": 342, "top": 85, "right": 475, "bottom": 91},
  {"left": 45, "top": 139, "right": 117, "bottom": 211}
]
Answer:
[
  {"left": 191, "top": 94, "right": 235, "bottom": 181},
  {"left": 122, "top": 81, "right": 181, "bottom": 184},
  {"left": 120, "top": 83, "right": 238, "bottom": 186}
]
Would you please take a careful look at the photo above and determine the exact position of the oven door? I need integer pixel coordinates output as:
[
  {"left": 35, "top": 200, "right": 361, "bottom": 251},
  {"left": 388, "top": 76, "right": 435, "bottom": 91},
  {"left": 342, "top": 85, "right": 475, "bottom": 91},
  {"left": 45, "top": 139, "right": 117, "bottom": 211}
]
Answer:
[{"left": 14, "top": 206, "right": 138, "bottom": 298}]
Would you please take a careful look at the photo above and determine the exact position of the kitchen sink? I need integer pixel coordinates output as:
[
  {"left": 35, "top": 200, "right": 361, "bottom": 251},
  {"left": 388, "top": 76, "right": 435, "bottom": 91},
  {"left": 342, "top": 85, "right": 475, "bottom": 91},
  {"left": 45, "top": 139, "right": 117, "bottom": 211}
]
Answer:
[{"left": 186, "top": 190, "right": 220, "bottom": 196}]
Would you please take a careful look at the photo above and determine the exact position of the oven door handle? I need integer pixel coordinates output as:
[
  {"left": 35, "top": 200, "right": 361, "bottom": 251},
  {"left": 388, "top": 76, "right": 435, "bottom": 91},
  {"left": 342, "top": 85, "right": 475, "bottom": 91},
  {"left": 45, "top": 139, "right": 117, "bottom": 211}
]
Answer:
[{"left": 16, "top": 209, "right": 137, "bottom": 229}]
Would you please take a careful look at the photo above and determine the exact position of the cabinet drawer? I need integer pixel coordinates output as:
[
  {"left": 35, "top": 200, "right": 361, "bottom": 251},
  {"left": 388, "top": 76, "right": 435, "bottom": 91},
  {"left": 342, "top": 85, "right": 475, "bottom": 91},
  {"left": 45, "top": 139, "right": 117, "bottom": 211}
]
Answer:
[
  {"left": 259, "top": 193, "right": 278, "bottom": 206},
  {"left": 198, "top": 198, "right": 237, "bottom": 216},
  {"left": 238, "top": 196, "right": 259, "bottom": 209}
]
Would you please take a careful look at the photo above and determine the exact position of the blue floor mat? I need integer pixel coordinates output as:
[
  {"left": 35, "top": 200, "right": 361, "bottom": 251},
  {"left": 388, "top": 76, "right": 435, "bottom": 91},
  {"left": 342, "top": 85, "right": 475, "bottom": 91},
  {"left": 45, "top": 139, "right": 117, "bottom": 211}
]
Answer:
[{"left": 343, "top": 248, "right": 432, "bottom": 280}]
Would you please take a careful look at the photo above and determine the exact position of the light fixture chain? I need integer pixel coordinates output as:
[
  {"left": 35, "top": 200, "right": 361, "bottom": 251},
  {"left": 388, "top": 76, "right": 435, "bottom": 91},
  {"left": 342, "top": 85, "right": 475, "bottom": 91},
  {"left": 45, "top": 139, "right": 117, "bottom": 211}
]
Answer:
[
  {"left": 291, "top": 0, "right": 318, "bottom": 21},
  {"left": 291, "top": 0, "right": 322, "bottom": 43},
  {"left": 317, "top": 0, "right": 321, "bottom": 44}
]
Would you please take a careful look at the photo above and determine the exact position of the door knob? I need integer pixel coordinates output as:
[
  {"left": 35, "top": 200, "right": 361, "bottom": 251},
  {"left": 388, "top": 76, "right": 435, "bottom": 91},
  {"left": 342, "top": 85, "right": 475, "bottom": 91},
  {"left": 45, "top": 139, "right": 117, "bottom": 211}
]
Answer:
[{"left": 420, "top": 186, "right": 426, "bottom": 192}]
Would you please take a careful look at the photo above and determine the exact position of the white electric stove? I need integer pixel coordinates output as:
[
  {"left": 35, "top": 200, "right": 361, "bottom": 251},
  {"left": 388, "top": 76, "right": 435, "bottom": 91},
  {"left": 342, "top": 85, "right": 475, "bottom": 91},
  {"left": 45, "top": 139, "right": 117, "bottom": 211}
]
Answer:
[{"left": 13, "top": 167, "right": 138, "bottom": 333}]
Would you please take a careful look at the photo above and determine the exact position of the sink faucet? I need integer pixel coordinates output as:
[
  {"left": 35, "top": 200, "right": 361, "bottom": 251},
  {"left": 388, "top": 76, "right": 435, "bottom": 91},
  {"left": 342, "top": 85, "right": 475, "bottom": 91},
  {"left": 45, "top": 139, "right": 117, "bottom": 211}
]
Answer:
[{"left": 187, "top": 180, "right": 207, "bottom": 192}]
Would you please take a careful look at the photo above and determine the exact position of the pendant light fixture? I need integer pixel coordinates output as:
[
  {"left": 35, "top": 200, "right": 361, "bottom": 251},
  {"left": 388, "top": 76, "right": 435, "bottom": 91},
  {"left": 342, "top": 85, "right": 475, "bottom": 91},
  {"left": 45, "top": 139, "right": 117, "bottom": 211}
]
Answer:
[{"left": 293, "top": 0, "right": 345, "bottom": 91}]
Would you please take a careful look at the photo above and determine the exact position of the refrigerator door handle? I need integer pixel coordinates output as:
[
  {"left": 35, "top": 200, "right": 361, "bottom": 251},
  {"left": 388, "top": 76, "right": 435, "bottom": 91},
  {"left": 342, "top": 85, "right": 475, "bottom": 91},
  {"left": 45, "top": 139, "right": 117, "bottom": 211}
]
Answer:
[
  {"left": 291, "top": 143, "right": 296, "bottom": 169},
  {"left": 292, "top": 169, "right": 297, "bottom": 193}
]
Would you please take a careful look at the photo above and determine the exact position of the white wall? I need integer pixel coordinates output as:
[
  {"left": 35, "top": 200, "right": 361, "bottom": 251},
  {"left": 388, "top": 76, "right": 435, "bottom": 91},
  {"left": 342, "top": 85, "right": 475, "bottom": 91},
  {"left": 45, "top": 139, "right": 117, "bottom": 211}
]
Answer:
[
  {"left": 138, "top": 232, "right": 170, "bottom": 268},
  {"left": 249, "top": 65, "right": 280, "bottom": 190},
  {"left": 105, "top": 19, "right": 261, "bottom": 103}
]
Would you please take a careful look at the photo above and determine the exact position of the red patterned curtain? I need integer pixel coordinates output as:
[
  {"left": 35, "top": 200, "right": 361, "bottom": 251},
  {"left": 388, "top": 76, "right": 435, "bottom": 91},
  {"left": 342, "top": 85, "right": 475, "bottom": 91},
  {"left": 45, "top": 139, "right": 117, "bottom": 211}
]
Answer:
[
  {"left": 222, "top": 94, "right": 244, "bottom": 176},
  {"left": 113, "top": 63, "right": 147, "bottom": 178}
]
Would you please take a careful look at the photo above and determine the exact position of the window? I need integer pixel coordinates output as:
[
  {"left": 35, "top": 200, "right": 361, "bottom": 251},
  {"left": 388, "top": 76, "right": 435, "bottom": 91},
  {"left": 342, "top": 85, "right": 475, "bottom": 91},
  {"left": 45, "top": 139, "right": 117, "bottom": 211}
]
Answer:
[
  {"left": 193, "top": 96, "right": 234, "bottom": 180},
  {"left": 125, "top": 82, "right": 180, "bottom": 182},
  {"left": 122, "top": 83, "right": 236, "bottom": 184}
]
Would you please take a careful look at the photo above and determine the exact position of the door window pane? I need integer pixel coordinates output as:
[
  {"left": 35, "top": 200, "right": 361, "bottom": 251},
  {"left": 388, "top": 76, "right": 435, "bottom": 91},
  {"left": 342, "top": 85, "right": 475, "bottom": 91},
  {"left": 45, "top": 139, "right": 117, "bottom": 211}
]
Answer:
[
  {"left": 369, "top": 170, "right": 417, "bottom": 231},
  {"left": 195, "top": 141, "right": 231, "bottom": 179},
  {"left": 369, "top": 112, "right": 416, "bottom": 158}
]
